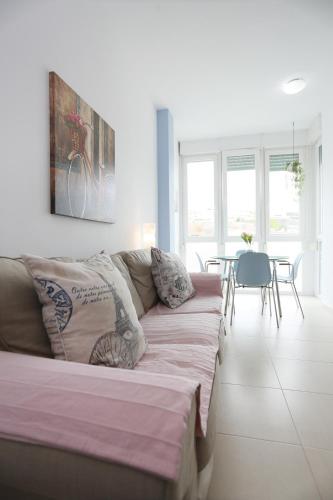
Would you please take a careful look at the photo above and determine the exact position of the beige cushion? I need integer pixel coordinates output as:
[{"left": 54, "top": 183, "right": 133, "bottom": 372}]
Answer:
[
  {"left": 111, "top": 254, "right": 145, "bottom": 319},
  {"left": 0, "top": 257, "right": 52, "bottom": 357},
  {"left": 151, "top": 248, "right": 195, "bottom": 309},
  {"left": 122, "top": 249, "right": 158, "bottom": 312},
  {"left": 23, "top": 254, "right": 147, "bottom": 368}
]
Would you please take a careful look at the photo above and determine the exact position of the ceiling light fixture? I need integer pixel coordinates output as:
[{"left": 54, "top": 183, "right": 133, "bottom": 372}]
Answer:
[{"left": 282, "top": 78, "right": 306, "bottom": 95}]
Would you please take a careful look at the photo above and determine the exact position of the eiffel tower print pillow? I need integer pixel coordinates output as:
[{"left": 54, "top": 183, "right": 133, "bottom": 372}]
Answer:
[{"left": 22, "top": 254, "right": 147, "bottom": 368}]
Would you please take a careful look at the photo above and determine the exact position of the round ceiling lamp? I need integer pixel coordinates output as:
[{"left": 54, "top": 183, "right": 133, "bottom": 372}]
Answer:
[{"left": 282, "top": 78, "right": 306, "bottom": 95}]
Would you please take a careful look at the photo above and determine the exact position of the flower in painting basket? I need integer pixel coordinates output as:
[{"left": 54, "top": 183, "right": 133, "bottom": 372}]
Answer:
[
  {"left": 241, "top": 232, "right": 253, "bottom": 246},
  {"left": 64, "top": 112, "right": 86, "bottom": 129},
  {"left": 64, "top": 112, "right": 88, "bottom": 158}
]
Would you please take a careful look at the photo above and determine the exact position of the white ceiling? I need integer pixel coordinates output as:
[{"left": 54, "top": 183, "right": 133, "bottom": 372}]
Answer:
[
  {"left": 108, "top": 0, "right": 332, "bottom": 140},
  {"left": 4, "top": 0, "right": 332, "bottom": 141}
]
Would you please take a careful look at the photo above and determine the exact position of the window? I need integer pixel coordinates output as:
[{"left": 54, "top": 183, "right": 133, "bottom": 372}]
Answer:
[
  {"left": 186, "top": 160, "right": 216, "bottom": 238},
  {"left": 225, "top": 241, "right": 258, "bottom": 256},
  {"left": 222, "top": 150, "right": 260, "bottom": 246},
  {"left": 181, "top": 147, "right": 306, "bottom": 290},
  {"left": 268, "top": 153, "right": 300, "bottom": 236},
  {"left": 182, "top": 156, "right": 219, "bottom": 271},
  {"left": 225, "top": 154, "right": 256, "bottom": 236}
]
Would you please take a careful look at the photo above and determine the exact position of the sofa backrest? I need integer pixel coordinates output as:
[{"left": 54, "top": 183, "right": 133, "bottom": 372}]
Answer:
[
  {"left": 0, "top": 251, "right": 155, "bottom": 357},
  {"left": 0, "top": 257, "right": 53, "bottom": 357},
  {"left": 122, "top": 249, "right": 158, "bottom": 313},
  {"left": 110, "top": 254, "right": 145, "bottom": 319}
]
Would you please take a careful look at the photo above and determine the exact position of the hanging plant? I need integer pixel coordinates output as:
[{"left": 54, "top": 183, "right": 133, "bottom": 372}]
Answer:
[
  {"left": 286, "top": 159, "right": 305, "bottom": 194},
  {"left": 285, "top": 121, "right": 305, "bottom": 195}
]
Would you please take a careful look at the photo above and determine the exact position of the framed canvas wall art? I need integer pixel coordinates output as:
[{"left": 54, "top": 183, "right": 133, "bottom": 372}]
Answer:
[{"left": 49, "top": 72, "right": 115, "bottom": 223}]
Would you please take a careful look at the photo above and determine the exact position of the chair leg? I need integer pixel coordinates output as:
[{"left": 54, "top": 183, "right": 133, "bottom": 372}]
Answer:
[
  {"left": 268, "top": 287, "right": 272, "bottom": 316},
  {"left": 291, "top": 282, "right": 304, "bottom": 319},
  {"left": 271, "top": 285, "right": 279, "bottom": 328},
  {"left": 261, "top": 287, "right": 266, "bottom": 315},
  {"left": 229, "top": 277, "right": 236, "bottom": 315},
  {"left": 228, "top": 279, "right": 232, "bottom": 306},
  {"left": 290, "top": 281, "right": 298, "bottom": 307},
  {"left": 230, "top": 285, "right": 236, "bottom": 326},
  {"left": 221, "top": 262, "right": 227, "bottom": 296}
]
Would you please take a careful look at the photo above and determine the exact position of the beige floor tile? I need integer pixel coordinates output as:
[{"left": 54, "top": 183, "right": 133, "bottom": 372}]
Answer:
[
  {"left": 264, "top": 324, "right": 333, "bottom": 343},
  {"left": 219, "top": 353, "right": 280, "bottom": 388},
  {"left": 225, "top": 321, "right": 265, "bottom": 337},
  {"left": 215, "top": 295, "right": 333, "bottom": 499},
  {"left": 266, "top": 338, "right": 333, "bottom": 362},
  {"left": 284, "top": 390, "right": 333, "bottom": 450},
  {"left": 208, "top": 435, "right": 320, "bottom": 500},
  {"left": 217, "top": 384, "right": 299, "bottom": 444},
  {"left": 305, "top": 447, "right": 333, "bottom": 500},
  {"left": 273, "top": 358, "right": 333, "bottom": 394},
  {"left": 223, "top": 336, "right": 269, "bottom": 358}
]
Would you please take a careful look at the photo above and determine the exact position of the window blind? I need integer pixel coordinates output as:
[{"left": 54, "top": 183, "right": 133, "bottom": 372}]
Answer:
[
  {"left": 226, "top": 154, "right": 255, "bottom": 171},
  {"left": 269, "top": 153, "right": 299, "bottom": 171}
]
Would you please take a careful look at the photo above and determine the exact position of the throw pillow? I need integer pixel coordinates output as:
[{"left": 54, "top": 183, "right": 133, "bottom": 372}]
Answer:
[
  {"left": 22, "top": 254, "right": 147, "bottom": 368},
  {"left": 110, "top": 254, "right": 145, "bottom": 319},
  {"left": 150, "top": 248, "right": 196, "bottom": 309},
  {"left": 122, "top": 249, "right": 158, "bottom": 312}
]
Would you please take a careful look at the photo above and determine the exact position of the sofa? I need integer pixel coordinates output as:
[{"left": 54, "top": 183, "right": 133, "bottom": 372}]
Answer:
[{"left": 0, "top": 249, "right": 224, "bottom": 500}]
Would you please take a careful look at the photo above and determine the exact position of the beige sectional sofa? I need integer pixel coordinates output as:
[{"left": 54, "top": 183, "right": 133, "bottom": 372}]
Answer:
[{"left": 0, "top": 249, "right": 223, "bottom": 500}]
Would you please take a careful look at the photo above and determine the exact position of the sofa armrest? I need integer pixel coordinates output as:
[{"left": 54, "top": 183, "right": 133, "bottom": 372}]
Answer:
[
  {"left": 0, "top": 351, "right": 200, "bottom": 483},
  {"left": 190, "top": 273, "right": 222, "bottom": 297}
]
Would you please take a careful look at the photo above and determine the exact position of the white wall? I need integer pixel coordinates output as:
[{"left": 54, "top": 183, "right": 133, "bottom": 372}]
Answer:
[
  {"left": 0, "top": 0, "right": 157, "bottom": 257},
  {"left": 321, "top": 102, "right": 333, "bottom": 307},
  {"left": 180, "top": 130, "right": 310, "bottom": 155}
]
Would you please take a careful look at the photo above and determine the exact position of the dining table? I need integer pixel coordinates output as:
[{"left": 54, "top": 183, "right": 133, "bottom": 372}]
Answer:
[{"left": 210, "top": 255, "right": 289, "bottom": 319}]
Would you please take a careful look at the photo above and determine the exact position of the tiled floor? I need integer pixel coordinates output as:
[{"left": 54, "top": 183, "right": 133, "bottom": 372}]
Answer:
[{"left": 208, "top": 293, "right": 333, "bottom": 500}]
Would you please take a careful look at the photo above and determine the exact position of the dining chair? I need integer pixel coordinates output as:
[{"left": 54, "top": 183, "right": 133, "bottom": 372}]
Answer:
[
  {"left": 195, "top": 252, "right": 220, "bottom": 272},
  {"left": 233, "top": 249, "right": 248, "bottom": 274},
  {"left": 227, "top": 249, "right": 249, "bottom": 310},
  {"left": 276, "top": 253, "right": 304, "bottom": 318},
  {"left": 195, "top": 252, "right": 230, "bottom": 295},
  {"left": 230, "top": 252, "right": 279, "bottom": 327}
]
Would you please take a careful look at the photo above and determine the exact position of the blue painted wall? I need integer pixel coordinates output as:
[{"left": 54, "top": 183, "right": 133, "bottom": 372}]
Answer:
[{"left": 157, "top": 109, "right": 175, "bottom": 252}]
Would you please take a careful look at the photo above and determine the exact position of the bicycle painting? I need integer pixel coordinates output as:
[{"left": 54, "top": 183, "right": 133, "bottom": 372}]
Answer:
[{"left": 49, "top": 72, "right": 115, "bottom": 223}]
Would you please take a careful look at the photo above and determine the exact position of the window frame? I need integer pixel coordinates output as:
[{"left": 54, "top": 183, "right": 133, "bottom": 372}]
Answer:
[
  {"left": 264, "top": 147, "right": 304, "bottom": 242},
  {"left": 222, "top": 148, "right": 261, "bottom": 243},
  {"left": 181, "top": 154, "right": 220, "bottom": 245},
  {"left": 180, "top": 146, "right": 308, "bottom": 291}
]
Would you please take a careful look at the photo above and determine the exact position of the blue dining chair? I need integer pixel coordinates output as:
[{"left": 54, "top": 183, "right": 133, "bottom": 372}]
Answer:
[
  {"left": 276, "top": 253, "right": 304, "bottom": 318},
  {"left": 228, "top": 249, "right": 249, "bottom": 310},
  {"left": 232, "top": 249, "right": 248, "bottom": 275},
  {"left": 230, "top": 252, "right": 279, "bottom": 327}
]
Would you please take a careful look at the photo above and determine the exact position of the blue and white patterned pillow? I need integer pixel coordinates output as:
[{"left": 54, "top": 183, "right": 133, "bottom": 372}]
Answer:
[{"left": 151, "top": 248, "right": 195, "bottom": 309}]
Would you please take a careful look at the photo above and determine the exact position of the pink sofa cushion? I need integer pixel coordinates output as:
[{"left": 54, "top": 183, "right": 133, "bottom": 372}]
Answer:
[
  {"left": 140, "top": 313, "right": 222, "bottom": 349},
  {"left": 147, "top": 273, "right": 222, "bottom": 316},
  {"left": 135, "top": 343, "right": 218, "bottom": 437},
  {"left": 148, "top": 295, "right": 222, "bottom": 316},
  {"left": 0, "top": 351, "right": 199, "bottom": 481},
  {"left": 189, "top": 273, "right": 222, "bottom": 297}
]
